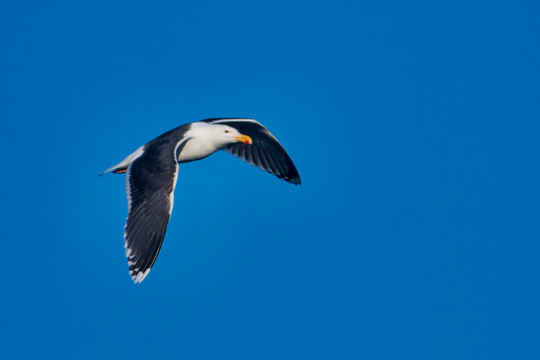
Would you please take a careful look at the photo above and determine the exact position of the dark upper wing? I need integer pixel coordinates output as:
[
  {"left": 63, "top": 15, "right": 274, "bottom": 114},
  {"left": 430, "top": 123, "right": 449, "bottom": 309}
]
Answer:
[
  {"left": 124, "top": 142, "right": 179, "bottom": 283},
  {"left": 203, "top": 118, "right": 301, "bottom": 185}
]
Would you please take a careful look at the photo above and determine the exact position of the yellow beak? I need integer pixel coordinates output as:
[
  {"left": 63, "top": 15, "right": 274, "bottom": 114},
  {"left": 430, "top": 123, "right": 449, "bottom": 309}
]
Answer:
[{"left": 235, "top": 134, "right": 252, "bottom": 145}]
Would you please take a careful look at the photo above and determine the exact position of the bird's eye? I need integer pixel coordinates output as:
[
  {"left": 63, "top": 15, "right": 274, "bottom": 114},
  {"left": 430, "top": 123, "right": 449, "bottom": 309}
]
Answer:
[{"left": 224, "top": 130, "right": 230, "bottom": 133}]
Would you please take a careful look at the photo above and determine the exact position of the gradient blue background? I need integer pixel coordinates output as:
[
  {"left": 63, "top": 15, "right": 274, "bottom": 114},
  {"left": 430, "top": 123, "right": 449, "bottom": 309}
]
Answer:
[{"left": 1, "top": 1, "right": 539, "bottom": 359}]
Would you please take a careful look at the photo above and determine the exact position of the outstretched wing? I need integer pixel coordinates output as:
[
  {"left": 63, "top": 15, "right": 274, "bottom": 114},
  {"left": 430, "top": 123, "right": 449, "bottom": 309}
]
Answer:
[
  {"left": 204, "top": 118, "right": 301, "bottom": 185},
  {"left": 124, "top": 143, "right": 179, "bottom": 283}
]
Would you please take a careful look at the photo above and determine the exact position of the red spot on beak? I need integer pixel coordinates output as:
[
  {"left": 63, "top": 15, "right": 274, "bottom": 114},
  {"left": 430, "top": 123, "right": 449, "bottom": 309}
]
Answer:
[{"left": 236, "top": 134, "right": 252, "bottom": 144}]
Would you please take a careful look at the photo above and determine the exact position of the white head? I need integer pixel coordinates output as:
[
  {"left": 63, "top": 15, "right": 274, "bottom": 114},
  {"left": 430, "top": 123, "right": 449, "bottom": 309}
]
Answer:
[
  {"left": 205, "top": 124, "right": 252, "bottom": 148},
  {"left": 178, "top": 123, "right": 253, "bottom": 163}
]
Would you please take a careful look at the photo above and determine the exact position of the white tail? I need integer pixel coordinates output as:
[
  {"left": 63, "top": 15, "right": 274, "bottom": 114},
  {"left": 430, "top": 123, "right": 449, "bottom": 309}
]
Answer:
[{"left": 99, "top": 145, "right": 146, "bottom": 176}]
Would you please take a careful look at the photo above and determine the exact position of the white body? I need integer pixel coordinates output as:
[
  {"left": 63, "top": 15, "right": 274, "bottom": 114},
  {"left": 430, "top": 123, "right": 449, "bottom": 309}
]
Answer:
[{"left": 102, "top": 122, "right": 246, "bottom": 174}]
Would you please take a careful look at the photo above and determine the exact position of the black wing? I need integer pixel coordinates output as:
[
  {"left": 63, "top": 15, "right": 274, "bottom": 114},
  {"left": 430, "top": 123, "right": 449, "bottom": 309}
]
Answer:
[
  {"left": 204, "top": 118, "right": 301, "bottom": 185},
  {"left": 124, "top": 142, "right": 179, "bottom": 283}
]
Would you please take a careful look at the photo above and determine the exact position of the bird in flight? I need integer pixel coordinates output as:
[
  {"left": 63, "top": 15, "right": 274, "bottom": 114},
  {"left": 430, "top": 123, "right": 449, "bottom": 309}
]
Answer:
[{"left": 101, "top": 118, "right": 301, "bottom": 283}]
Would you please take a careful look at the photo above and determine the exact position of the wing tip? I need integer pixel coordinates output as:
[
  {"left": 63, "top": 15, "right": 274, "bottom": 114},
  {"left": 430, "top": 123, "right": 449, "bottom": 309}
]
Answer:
[
  {"left": 130, "top": 267, "right": 151, "bottom": 284},
  {"left": 285, "top": 175, "right": 301, "bottom": 185}
]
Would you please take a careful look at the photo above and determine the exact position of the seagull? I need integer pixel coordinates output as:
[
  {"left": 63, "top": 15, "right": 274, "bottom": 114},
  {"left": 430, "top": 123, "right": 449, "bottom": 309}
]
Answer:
[{"left": 101, "top": 118, "right": 301, "bottom": 283}]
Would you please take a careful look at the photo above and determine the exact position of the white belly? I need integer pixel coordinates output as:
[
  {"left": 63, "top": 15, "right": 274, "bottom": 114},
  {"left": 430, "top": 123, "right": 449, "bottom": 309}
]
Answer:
[{"left": 177, "top": 137, "right": 220, "bottom": 163}]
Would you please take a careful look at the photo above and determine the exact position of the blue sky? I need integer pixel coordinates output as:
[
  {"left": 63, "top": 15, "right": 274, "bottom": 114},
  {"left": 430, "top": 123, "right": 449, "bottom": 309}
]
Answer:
[{"left": 1, "top": 1, "right": 539, "bottom": 359}]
